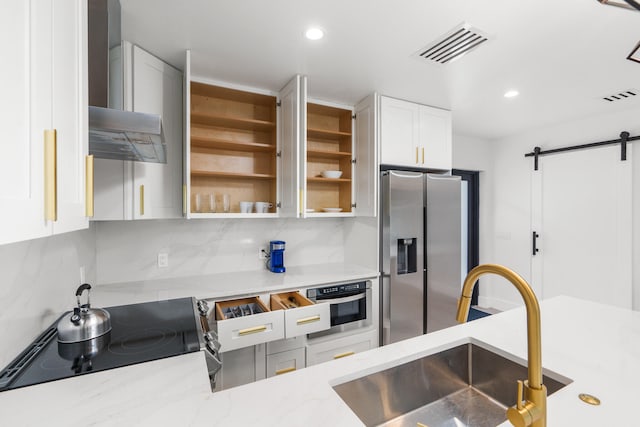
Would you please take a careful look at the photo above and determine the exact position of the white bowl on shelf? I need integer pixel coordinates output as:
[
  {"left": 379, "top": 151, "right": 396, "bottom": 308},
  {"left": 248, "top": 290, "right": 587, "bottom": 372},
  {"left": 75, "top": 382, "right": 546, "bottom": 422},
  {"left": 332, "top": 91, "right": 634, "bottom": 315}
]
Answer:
[
  {"left": 321, "top": 170, "right": 343, "bottom": 179},
  {"left": 322, "top": 207, "right": 343, "bottom": 213}
]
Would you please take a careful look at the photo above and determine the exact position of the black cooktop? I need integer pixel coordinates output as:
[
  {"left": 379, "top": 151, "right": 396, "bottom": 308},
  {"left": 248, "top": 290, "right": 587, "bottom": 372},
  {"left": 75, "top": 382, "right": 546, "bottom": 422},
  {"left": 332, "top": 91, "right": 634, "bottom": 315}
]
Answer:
[{"left": 0, "top": 298, "right": 201, "bottom": 392}]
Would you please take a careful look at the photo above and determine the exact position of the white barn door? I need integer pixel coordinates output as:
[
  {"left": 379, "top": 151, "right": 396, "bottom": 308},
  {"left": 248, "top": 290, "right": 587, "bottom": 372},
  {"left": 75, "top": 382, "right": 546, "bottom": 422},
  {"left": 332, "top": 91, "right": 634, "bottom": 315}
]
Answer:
[{"left": 531, "top": 145, "right": 632, "bottom": 309}]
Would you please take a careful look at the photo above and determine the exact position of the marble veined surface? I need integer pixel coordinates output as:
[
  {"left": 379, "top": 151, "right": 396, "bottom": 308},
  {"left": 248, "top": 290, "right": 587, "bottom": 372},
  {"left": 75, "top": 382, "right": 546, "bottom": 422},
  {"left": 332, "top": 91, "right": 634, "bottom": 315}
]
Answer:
[
  {"left": 1, "top": 296, "right": 638, "bottom": 426},
  {"left": 92, "top": 262, "right": 379, "bottom": 306}
]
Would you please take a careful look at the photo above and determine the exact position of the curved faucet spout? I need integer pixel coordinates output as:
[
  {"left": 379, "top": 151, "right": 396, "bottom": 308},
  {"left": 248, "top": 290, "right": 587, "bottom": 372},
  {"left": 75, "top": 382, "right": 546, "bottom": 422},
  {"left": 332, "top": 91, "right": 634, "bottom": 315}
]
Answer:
[{"left": 456, "top": 264, "right": 546, "bottom": 427}]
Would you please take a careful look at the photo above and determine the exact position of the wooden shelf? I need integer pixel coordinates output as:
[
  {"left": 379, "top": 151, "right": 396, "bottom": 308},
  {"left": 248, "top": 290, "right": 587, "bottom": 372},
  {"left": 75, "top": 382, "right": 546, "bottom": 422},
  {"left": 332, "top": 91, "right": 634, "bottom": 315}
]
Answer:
[
  {"left": 307, "top": 149, "right": 351, "bottom": 159},
  {"left": 307, "top": 177, "right": 352, "bottom": 183},
  {"left": 191, "top": 170, "right": 276, "bottom": 180},
  {"left": 191, "top": 135, "right": 275, "bottom": 153},
  {"left": 191, "top": 112, "right": 276, "bottom": 132},
  {"left": 307, "top": 127, "right": 352, "bottom": 140}
]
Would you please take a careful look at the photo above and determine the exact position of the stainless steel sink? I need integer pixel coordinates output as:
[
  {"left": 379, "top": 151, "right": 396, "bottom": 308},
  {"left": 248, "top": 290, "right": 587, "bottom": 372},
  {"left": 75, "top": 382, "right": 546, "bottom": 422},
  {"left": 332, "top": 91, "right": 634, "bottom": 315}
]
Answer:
[{"left": 332, "top": 341, "right": 571, "bottom": 427}]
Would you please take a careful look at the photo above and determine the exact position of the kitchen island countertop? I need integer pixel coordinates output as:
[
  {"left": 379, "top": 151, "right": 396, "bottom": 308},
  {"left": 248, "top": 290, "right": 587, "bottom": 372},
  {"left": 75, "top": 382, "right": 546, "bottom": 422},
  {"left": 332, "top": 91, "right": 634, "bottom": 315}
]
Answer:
[{"left": 1, "top": 295, "right": 638, "bottom": 426}]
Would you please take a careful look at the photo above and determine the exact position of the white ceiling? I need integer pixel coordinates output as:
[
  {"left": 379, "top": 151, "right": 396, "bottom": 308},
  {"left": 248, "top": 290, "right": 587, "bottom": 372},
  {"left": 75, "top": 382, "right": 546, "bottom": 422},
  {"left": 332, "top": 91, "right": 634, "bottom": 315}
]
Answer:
[{"left": 120, "top": 0, "right": 640, "bottom": 140}]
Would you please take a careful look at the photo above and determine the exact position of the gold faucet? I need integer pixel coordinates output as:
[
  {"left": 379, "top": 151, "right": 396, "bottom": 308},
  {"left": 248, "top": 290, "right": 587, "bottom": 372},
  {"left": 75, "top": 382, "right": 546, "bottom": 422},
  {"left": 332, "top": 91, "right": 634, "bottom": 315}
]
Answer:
[{"left": 456, "top": 264, "right": 547, "bottom": 427}]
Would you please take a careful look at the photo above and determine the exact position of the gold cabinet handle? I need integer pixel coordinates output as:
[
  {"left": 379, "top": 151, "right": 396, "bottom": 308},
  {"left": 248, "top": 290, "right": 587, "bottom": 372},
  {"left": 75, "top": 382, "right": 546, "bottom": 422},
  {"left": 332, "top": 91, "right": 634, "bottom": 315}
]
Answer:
[
  {"left": 182, "top": 184, "right": 187, "bottom": 215},
  {"left": 296, "top": 315, "right": 321, "bottom": 325},
  {"left": 415, "top": 146, "right": 419, "bottom": 164},
  {"left": 238, "top": 325, "right": 267, "bottom": 336},
  {"left": 275, "top": 367, "right": 296, "bottom": 375},
  {"left": 139, "top": 184, "right": 145, "bottom": 215},
  {"left": 421, "top": 147, "right": 425, "bottom": 164},
  {"left": 334, "top": 351, "right": 355, "bottom": 359},
  {"left": 44, "top": 130, "right": 57, "bottom": 221},
  {"left": 85, "top": 155, "right": 94, "bottom": 217}
]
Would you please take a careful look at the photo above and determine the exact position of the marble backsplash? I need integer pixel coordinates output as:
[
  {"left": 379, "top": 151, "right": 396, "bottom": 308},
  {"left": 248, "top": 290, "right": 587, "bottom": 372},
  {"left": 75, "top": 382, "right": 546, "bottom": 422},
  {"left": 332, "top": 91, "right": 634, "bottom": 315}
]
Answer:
[
  {"left": 0, "top": 227, "right": 96, "bottom": 367},
  {"left": 95, "top": 217, "right": 345, "bottom": 284}
]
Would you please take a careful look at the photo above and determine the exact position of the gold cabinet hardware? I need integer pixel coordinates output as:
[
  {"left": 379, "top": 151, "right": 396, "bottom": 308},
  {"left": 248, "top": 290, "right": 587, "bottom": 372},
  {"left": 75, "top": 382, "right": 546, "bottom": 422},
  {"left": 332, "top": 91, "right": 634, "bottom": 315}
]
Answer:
[
  {"left": 578, "top": 393, "right": 601, "bottom": 406},
  {"left": 333, "top": 351, "right": 355, "bottom": 359},
  {"left": 275, "top": 367, "right": 296, "bottom": 375},
  {"left": 85, "top": 155, "right": 94, "bottom": 217},
  {"left": 299, "top": 189, "right": 304, "bottom": 214},
  {"left": 238, "top": 325, "right": 267, "bottom": 336},
  {"left": 44, "top": 130, "right": 57, "bottom": 221},
  {"left": 421, "top": 147, "right": 425, "bottom": 164},
  {"left": 296, "top": 315, "right": 321, "bottom": 325},
  {"left": 182, "top": 184, "right": 187, "bottom": 215},
  {"left": 415, "top": 146, "right": 419, "bottom": 164},
  {"left": 139, "top": 184, "right": 145, "bottom": 215}
]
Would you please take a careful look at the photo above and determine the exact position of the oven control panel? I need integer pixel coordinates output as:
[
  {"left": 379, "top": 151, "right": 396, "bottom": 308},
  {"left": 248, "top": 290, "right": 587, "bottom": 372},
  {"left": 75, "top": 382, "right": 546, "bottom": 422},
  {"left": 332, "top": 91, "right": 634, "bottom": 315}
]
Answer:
[{"left": 307, "top": 281, "right": 368, "bottom": 298}]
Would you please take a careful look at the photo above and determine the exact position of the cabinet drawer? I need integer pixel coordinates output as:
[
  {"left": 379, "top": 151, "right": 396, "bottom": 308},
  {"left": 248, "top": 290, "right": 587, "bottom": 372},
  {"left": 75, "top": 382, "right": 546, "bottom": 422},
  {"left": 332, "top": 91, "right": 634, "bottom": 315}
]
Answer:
[
  {"left": 270, "top": 291, "right": 331, "bottom": 338},
  {"left": 214, "top": 297, "right": 285, "bottom": 352},
  {"left": 266, "top": 347, "right": 305, "bottom": 378},
  {"left": 306, "top": 328, "right": 378, "bottom": 366}
]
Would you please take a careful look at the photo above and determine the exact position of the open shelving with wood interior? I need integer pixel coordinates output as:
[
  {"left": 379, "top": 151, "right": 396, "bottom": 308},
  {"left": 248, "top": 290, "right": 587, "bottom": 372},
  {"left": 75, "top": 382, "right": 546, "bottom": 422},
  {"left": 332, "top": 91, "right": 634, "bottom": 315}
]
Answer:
[
  {"left": 190, "top": 82, "right": 278, "bottom": 214},
  {"left": 306, "top": 103, "right": 353, "bottom": 214}
]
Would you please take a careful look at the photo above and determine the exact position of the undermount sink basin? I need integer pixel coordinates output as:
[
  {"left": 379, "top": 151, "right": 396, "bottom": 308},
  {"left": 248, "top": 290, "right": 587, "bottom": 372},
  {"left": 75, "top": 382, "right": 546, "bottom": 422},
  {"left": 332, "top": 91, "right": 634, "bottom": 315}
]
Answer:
[{"left": 332, "top": 340, "right": 571, "bottom": 427}]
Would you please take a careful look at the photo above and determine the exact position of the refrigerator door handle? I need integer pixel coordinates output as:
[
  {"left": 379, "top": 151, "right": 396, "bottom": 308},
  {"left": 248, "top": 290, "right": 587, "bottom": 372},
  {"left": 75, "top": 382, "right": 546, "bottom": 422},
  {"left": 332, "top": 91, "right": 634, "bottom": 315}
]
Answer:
[
  {"left": 381, "top": 274, "right": 391, "bottom": 345},
  {"left": 389, "top": 170, "right": 423, "bottom": 179},
  {"left": 425, "top": 174, "right": 462, "bottom": 181}
]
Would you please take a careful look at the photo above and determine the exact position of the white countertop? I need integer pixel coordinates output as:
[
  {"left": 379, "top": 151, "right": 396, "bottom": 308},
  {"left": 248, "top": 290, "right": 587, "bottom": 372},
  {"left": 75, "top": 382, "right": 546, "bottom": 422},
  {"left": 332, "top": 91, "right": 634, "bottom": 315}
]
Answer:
[
  {"left": 1, "top": 296, "right": 638, "bottom": 426},
  {"left": 92, "top": 263, "right": 380, "bottom": 306}
]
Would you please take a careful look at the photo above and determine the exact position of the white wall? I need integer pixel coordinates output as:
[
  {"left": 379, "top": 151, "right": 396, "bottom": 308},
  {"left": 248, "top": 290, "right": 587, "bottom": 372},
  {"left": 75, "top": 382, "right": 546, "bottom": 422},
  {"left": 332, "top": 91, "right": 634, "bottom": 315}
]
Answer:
[
  {"left": 452, "top": 133, "right": 495, "bottom": 293},
  {"left": 95, "top": 218, "right": 346, "bottom": 284},
  {"left": 480, "top": 106, "right": 640, "bottom": 310},
  {"left": 0, "top": 227, "right": 96, "bottom": 367}
]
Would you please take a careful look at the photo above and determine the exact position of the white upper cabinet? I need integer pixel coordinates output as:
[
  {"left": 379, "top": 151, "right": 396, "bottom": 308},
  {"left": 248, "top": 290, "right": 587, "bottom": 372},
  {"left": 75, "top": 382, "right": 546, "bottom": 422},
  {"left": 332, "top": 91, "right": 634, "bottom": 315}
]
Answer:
[
  {"left": 131, "top": 46, "right": 184, "bottom": 219},
  {"left": 0, "top": 0, "right": 88, "bottom": 246},
  {"left": 93, "top": 43, "right": 183, "bottom": 220},
  {"left": 418, "top": 105, "right": 452, "bottom": 170},
  {"left": 380, "top": 96, "right": 452, "bottom": 170},
  {"left": 353, "top": 93, "right": 378, "bottom": 217},
  {"left": 184, "top": 51, "right": 295, "bottom": 218},
  {"left": 278, "top": 75, "right": 303, "bottom": 218},
  {"left": 380, "top": 96, "right": 420, "bottom": 167},
  {"left": 300, "top": 88, "right": 378, "bottom": 218}
]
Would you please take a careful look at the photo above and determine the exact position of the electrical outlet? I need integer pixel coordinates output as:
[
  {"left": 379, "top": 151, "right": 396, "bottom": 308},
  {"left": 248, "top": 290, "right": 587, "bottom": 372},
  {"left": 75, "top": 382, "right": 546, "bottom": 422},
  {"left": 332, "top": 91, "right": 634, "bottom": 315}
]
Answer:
[
  {"left": 258, "top": 247, "right": 268, "bottom": 259},
  {"left": 157, "top": 252, "right": 169, "bottom": 268},
  {"left": 79, "top": 266, "right": 86, "bottom": 284}
]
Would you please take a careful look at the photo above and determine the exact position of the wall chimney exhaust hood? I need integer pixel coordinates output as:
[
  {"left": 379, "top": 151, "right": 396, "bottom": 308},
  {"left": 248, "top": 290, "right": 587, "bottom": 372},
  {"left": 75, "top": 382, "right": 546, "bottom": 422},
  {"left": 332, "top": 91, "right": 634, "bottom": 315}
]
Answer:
[{"left": 88, "top": 0, "right": 166, "bottom": 163}]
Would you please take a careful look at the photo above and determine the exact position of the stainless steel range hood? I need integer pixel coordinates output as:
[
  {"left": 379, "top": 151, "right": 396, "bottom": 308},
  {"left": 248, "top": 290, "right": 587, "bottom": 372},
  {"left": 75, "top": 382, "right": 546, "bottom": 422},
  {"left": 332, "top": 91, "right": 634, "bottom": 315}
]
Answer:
[{"left": 88, "top": 0, "right": 166, "bottom": 163}]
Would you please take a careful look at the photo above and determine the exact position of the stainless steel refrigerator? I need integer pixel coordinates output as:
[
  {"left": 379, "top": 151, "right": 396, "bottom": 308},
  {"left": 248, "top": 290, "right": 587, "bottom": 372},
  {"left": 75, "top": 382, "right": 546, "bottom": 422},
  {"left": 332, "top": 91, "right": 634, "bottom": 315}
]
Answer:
[{"left": 380, "top": 170, "right": 462, "bottom": 345}]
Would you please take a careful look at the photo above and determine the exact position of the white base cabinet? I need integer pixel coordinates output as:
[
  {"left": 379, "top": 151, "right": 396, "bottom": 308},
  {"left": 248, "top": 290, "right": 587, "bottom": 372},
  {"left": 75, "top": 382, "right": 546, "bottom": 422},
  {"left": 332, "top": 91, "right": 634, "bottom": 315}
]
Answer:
[
  {"left": 215, "top": 344, "right": 266, "bottom": 391},
  {"left": 380, "top": 96, "right": 452, "bottom": 170},
  {"left": 266, "top": 347, "right": 306, "bottom": 378},
  {"left": 305, "top": 328, "right": 378, "bottom": 366}
]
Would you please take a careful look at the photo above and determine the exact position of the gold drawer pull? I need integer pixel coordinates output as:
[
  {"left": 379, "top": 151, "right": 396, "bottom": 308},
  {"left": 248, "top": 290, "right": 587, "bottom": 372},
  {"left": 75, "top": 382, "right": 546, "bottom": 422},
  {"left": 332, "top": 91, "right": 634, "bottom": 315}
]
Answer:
[
  {"left": 44, "top": 129, "right": 57, "bottom": 221},
  {"left": 296, "top": 315, "right": 321, "bottom": 325},
  {"left": 334, "top": 351, "right": 355, "bottom": 360},
  {"left": 275, "top": 367, "right": 296, "bottom": 375},
  {"left": 238, "top": 325, "right": 267, "bottom": 336},
  {"left": 421, "top": 147, "right": 425, "bottom": 164},
  {"left": 85, "top": 155, "right": 94, "bottom": 217},
  {"left": 415, "top": 146, "right": 419, "bottom": 163},
  {"left": 139, "top": 184, "right": 145, "bottom": 215}
]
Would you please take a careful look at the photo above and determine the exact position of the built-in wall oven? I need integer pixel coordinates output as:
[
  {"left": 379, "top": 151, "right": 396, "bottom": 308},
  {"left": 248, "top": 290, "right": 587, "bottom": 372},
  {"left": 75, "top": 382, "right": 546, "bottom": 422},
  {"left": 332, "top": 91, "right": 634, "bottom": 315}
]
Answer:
[{"left": 306, "top": 280, "right": 371, "bottom": 339}]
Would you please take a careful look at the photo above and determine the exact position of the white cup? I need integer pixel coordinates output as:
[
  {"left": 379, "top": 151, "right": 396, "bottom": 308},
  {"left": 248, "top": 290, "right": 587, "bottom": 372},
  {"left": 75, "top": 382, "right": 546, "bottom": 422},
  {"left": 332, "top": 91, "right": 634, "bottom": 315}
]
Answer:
[
  {"left": 239, "top": 201, "right": 254, "bottom": 213},
  {"left": 255, "top": 202, "right": 273, "bottom": 213}
]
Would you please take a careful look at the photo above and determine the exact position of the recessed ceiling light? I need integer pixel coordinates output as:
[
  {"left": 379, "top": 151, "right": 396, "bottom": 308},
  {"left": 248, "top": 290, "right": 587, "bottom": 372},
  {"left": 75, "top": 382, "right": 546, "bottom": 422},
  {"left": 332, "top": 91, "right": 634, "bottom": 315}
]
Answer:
[
  {"left": 504, "top": 90, "right": 519, "bottom": 98},
  {"left": 305, "top": 27, "right": 324, "bottom": 40}
]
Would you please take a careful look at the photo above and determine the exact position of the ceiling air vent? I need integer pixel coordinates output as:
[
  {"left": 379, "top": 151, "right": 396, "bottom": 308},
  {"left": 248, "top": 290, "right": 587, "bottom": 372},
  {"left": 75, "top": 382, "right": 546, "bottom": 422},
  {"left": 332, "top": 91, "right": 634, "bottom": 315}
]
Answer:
[
  {"left": 602, "top": 89, "right": 638, "bottom": 102},
  {"left": 414, "top": 22, "right": 491, "bottom": 65}
]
